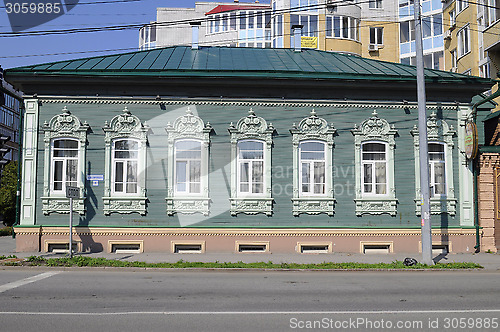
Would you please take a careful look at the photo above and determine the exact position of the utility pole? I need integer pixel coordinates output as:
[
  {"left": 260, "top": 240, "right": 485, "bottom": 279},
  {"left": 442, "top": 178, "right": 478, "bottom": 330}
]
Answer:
[{"left": 414, "top": 0, "right": 433, "bottom": 265}]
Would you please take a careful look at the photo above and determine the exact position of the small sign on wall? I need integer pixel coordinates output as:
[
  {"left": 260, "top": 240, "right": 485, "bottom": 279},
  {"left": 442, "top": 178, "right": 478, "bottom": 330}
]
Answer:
[{"left": 87, "top": 175, "right": 104, "bottom": 187}]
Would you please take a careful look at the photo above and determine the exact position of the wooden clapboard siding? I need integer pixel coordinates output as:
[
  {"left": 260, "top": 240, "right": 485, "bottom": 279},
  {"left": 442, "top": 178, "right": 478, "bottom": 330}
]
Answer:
[{"left": 34, "top": 101, "right": 461, "bottom": 229}]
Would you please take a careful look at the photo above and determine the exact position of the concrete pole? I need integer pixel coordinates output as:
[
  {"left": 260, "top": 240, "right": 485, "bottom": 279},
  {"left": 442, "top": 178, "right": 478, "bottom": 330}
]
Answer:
[
  {"left": 69, "top": 197, "right": 73, "bottom": 258},
  {"left": 414, "top": 0, "right": 433, "bottom": 265}
]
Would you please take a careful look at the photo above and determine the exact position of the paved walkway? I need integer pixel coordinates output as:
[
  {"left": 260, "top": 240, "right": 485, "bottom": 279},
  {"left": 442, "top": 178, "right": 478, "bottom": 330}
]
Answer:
[{"left": 1, "top": 236, "right": 500, "bottom": 270}]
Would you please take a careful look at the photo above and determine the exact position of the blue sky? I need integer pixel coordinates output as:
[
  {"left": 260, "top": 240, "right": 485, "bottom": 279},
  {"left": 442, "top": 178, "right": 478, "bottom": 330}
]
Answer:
[{"left": 0, "top": 0, "right": 268, "bottom": 69}]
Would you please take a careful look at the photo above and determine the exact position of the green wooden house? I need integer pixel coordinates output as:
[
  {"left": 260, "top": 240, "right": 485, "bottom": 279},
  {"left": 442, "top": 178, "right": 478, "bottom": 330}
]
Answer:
[{"left": 4, "top": 46, "right": 493, "bottom": 254}]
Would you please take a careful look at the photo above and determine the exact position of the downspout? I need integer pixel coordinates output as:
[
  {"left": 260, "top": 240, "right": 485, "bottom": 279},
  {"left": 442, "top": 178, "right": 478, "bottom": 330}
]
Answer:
[
  {"left": 471, "top": 85, "right": 500, "bottom": 252},
  {"left": 13, "top": 101, "right": 24, "bottom": 238}
]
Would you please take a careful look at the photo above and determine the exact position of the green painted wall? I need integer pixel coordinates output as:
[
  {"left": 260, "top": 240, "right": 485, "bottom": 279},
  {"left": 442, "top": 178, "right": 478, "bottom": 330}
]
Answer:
[{"left": 35, "top": 101, "right": 461, "bottom": 228}]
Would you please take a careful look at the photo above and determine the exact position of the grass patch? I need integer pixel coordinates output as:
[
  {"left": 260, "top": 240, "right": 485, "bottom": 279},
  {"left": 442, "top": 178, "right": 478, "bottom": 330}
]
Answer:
[{"left": 2, "top": 256, "right": 483, "bottom": 269}]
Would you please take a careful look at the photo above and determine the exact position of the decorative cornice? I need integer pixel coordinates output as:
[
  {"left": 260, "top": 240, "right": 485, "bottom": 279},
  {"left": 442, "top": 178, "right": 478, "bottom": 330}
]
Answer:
[
  {"left": 37, "top": 97, "right": 458, "bottom": 110},
  {"left": 14, "top": 227, "right": 477, "bottom": 238}
]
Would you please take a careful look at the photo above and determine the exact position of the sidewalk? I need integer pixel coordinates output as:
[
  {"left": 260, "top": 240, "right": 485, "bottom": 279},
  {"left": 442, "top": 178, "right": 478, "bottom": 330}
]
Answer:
[{"left": 1, "top": 236, "right": 500, "bottom": 270}]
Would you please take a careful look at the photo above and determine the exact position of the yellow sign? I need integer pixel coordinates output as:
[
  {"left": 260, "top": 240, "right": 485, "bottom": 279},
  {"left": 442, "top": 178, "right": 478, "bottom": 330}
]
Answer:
[{"left": 301, "top": 36, "right": 318, "bottom": 49}]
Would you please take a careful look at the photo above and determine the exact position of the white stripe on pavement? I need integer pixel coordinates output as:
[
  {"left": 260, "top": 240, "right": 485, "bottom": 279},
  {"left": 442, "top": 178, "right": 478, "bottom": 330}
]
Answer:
[
  {"left": 0, "top": 272, "right": 60, "bottom": 293},
  {"left": 0, "top": 309, "right": 500, "bottom": 315}
]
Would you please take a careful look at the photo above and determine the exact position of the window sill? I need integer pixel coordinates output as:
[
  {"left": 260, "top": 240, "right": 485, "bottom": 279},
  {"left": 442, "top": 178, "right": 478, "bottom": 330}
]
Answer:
[
  {"left": 166, "top": 197, "right": 210, "bottom": 216},
  {"left": 103, "top": 197, "right": 147, "bottom": 216},
  {"left": 354, "top": 198, "right": 398, "bottom": 216},
  {"left": 41, "top": 196, "right": 86, "bottom": 215},
  {"left": 415, "top": 197, "right": 457, "bottom": 216},
  {"left": 292, "top": 197, "right": 336, "bottom": 216},
  {"left": 230, "top": 197, "right": 273, "bottom": 216}
]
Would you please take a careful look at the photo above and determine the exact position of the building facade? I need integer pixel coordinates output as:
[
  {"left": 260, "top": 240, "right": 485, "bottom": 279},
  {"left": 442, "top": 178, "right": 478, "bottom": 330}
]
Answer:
[
  {"left": 4, "top": 46, "right": 493, "bottom": 254},
  {"left": 0, "top": 67, "right": 22, "bottom": 164}
]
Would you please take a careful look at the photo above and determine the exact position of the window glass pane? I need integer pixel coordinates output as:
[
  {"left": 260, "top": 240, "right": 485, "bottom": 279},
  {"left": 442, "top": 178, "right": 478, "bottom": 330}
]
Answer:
[
  {"left": 176, "top": 161, "right": 187, "bottom": 191},
  {"left": 314, "top": 161, "right": 325, "bottom": 194},
  {"left": 248, "top": 11, "right": 254, "bottom": 29},
  {"left": 363, "top": 143, "right": 385, "bottom": 153},
  {"left": 423, "top": 16, "right": 431, "bottom": 37},
  {"left": 301, "top": 162, "right": 310, "bottom": 193},
  {"left": 333, "top": 16, "right": 340, "bottom": 37},
  {"left": 127, "top": 161, "right": 137, "bottom": 193},
  {"left": 240, "top": 11, "right": 246, "bottom": 29},
  {"left": 190, "top": 160, "right": 201, "bottom": 193},
  {"left": 240, "top": 162, "right": 249, "bottom": 190},
  {"left": 400, "top": 21, "right": 409, "bottom": 43},
  {"left": 252, "top": 161, "right": 263, "bottom": 183},
  {"left": 434, "top": 164, "right": 445, "bottom": 194},
  {"left": 370, "top": 27, "right": 375, "bottom": 44},
  {"left": 115, "top": 139, "right": 138, "bottom": 151},
  {"left": 238, "top": 141, "right": 264, "bottom": 159},
  {"left": 326, "top": 16, "right": 332, "bottom": 37},
  {"left": 54, "top": 139, "right": 78, "bottom": 149},
  {"left": 375, "top": 162, "right": 386, "bottom": 194},
  {"left": 433, "top": 13, "right": 442, "bottom": 35},
  {"left": 66, "top": 159, "right": 78, "bottom": 186},
  {"left": 342, "top": 17, "right": 349, "bottom": 38},
  {"left": 115, "top": 161, "right": 124, "bottom": 183},
  {"left": 363, "top": 164, "right": 372, "bottom": 193},
  {"left": 54, "top": 160, "right": 63, "bottom": 190}
]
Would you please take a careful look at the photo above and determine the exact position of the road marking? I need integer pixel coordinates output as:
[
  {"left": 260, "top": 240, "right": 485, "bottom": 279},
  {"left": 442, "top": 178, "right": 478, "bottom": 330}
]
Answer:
[
  {"left": 0, "top": 272, "right": 60, "bottom": 294},
  {"left": 0, "top": 309, "right": 500, "bottom": 315}
]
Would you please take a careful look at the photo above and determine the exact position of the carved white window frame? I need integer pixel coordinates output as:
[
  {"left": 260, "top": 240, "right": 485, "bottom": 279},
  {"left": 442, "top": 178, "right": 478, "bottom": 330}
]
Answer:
[
  {"left": 165, "top": 108, "right": 213, "bottom": 216},
  {"left": 41, "top": 106, "right": 90, "bottom": 215},
  {"left": 411, "top": 111, "right": 457, "bottom": 216},
  {"left": 228, "top": 109, "right": 276, "bottom": 216},
  {"left": 103, "top": 107, "right": 149, "bottom": 216},
  {"left": 174, "top": 138, "right": 203, "bottom": 195},
  {"left": 351, "top": 110, "right": 398, "bottom": 216},
  {"left": 290, "top": 110, "right": 336, "bottom": 216},
  {"left": 236, "top": 139, "right": 266, "bottom": 196}
]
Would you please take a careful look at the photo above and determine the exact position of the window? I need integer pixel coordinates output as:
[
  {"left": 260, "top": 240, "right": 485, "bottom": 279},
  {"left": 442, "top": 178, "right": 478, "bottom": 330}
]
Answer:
[
  {"left": 290, "top": 110, "right": 336, "bottom": 216},
  {"left": 369, "top": 0, "right": 383, "bottom": 9},
  {"left": 411, "top": 112, "right": 457, "bottom": 215},
  {"left": 103, "top": 107, "right": 148, "bottom": 216},
  {"left": 237, "top": 140, "right": 264, "bottom": 195},
  {"left": 449, "top": 9, "right": 456, "bottom": 27},
  {"left": 42, "top": 106, "right": 90, "bottom": 215},
  {"left": 175, "top": 139, "right": 202, "bottom": 194},
  {"left": 456, "top": 0, "right": 468, "bottom": 13},
  {"left": 361, "top": 142, "right": 387, "bottom": 195},
  {"left": 351, "top": 111, "right": 398, "bottom": 216},
  {"left": 428, "top": 143, "right": 446, "bottom": 196},
  {"left": 165, "top": 108, "right": 212, "bottom": 216},
  {"left": 450, "top": 49, "right": 457, "bottom": 70},
  {"left": 112, "top": 139, "right": 139, "bottom": 195},
  {"left": 370, "top": 27, "right": 383, "bottom": 45},
  {"left": 326, "top": 16, "right": 359, "bottom": 40},
  {"left": 457, "top": 25, "right": 470, "bottom": 58},
  {"left": 300, "top": 141, "right": 326, "bottom": 195},
  {"left": 51, "top": 139, "right": 79, "bottom": 193},
  {"left": 229, "top": 109, "right": 275, "bottom": 216}
]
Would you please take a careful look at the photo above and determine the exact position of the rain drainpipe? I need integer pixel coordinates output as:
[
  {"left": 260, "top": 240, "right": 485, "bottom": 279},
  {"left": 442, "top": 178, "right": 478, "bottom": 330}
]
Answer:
[
  {"left": 13, "top": 101, "right": 24, "bottom": 238},
  {"left": 471, "top": 85, "right": 500, "bottom": 252}
]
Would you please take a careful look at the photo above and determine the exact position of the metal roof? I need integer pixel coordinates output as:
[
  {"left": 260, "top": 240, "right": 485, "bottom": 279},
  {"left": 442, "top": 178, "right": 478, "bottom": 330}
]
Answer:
[
  {"left": 205, "top": 4, "right": 270, "bottom": 15},
  {"left": 4, "top": 46, "right": 493, "bottom": 85}
]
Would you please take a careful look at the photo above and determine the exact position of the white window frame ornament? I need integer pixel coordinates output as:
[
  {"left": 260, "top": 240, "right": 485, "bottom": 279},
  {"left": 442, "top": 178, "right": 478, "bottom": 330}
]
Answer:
[
  {"left": 351, "top": 110, "right": 398, "bottom": 216},
  {"left": 411, "top": 111, "right": 457, "bottom": 216},
  {"left": 103, "top": 107, "right": 149, "bottom": 216},
  {"left": 41, "top": 106, "right": 90, "bottom": 215},
  {"left": 290, "top": 110, "right": 336, "bottom": 216},
  {"left": 228, "top": 109, "right": 276, "bottom": 216},
  {"left": 165, "top": 108, "right": 213, "bottom": 216}
]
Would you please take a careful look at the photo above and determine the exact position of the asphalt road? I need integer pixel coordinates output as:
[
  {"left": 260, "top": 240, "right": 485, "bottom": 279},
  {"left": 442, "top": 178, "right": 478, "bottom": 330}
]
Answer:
[{"left": 0, "top": 268, "right": 499, "bottom": 331}]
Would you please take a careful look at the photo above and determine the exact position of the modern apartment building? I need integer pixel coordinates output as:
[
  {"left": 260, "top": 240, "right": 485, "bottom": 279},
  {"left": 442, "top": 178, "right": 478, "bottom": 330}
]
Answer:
[
  {"left": 0, "top": 66, "right": 21, "bottom": 163},
  {"left": 139, "top": 1, "right": 272, "bottom": 50}
]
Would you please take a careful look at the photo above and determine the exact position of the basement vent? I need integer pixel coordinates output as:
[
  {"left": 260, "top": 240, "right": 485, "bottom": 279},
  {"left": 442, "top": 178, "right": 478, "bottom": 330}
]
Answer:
[
  {"left": 238, "top": 244, "right": 268, "bottom": 253},
  {"left": 111, "top": 243, "right": 141, "bottom": 254},
  {"left": 47, "top": 242, "right": 78, "bottom": 253},
  {"left": 174, "top": 244, "right": 203, "bottom": 253},
  {"left": 432, "top": 244, "right": 449, "bottom": 254},
  {"left": 363, "top": 244, "right": 391, "bottom": 254},
  {"left": 300, "top": 244, "right": 329, "bottom": 253}
]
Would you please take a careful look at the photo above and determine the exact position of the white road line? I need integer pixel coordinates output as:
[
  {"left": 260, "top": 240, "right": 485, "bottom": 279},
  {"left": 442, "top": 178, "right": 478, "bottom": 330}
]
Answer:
[
  {"left": 0, "top": 272, "right": 60, "bottom": 294},
  {"left": 0, "top": 309, "right": 500, "bottom": 316}
]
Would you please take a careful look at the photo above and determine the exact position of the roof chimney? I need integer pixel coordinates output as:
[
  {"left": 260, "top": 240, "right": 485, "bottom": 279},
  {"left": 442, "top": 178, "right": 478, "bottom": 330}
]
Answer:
[
  {"left": 190, "top": 21, "right": 202, "bottom": 50},
  {"left": 291, "top": 25, "right": 303, "bottom": 52}
]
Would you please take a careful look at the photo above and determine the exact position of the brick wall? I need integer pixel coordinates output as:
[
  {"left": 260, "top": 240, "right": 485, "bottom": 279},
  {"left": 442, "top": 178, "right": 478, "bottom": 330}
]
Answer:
[{"left": 478, "top": 153, "right": 500, "bottom": 252}]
